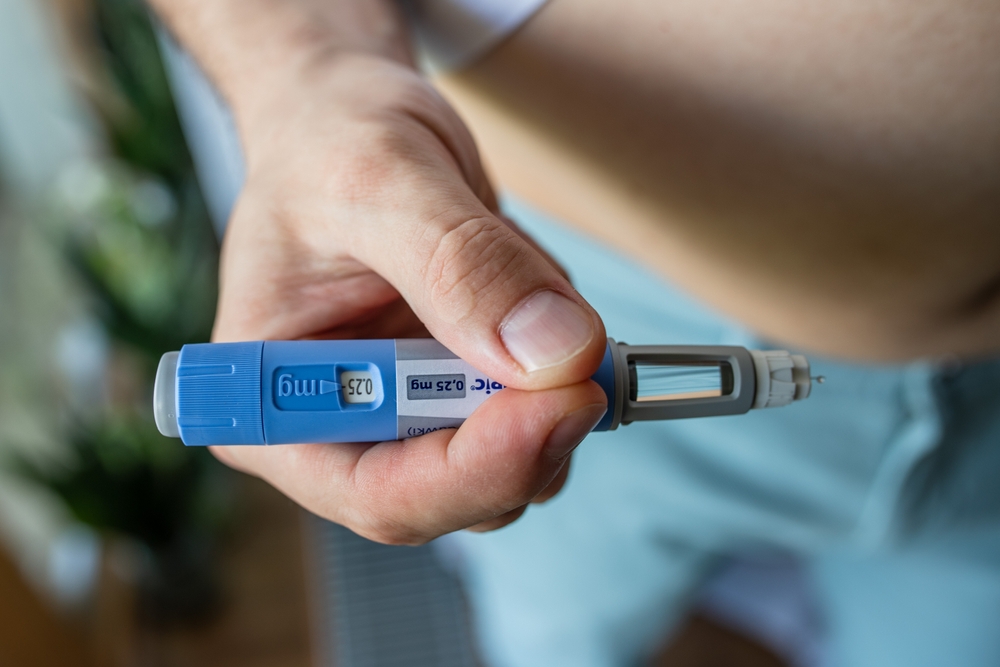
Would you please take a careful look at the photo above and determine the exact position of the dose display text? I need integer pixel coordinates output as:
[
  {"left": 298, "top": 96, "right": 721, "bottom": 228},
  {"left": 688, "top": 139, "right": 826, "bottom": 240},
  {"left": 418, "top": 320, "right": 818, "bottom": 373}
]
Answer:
[
  {"left": 407, "top": 374, "right": 466, "bottom": 400},
  {"left": 341, "top": 371, "right": 376, "bottom": 404}
]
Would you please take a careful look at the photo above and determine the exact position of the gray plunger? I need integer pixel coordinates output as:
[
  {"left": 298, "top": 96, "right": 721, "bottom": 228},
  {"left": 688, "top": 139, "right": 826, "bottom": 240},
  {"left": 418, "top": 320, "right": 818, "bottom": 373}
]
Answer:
[{"left": 153, "top": 351, "right": 180, "bottom": 438}]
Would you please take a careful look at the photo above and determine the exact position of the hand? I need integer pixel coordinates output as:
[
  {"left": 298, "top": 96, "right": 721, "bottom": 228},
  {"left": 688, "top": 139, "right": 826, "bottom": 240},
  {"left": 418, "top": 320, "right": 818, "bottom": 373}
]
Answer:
[{"left": 210, "top": 54, "right": 608, "bottom": 544}]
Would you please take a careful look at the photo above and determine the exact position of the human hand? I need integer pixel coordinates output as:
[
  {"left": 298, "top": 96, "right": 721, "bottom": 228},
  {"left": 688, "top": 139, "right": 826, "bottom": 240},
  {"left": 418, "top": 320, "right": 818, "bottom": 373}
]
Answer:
[{"left": 209, "top": 54, "right": 608, "bottom": 544}]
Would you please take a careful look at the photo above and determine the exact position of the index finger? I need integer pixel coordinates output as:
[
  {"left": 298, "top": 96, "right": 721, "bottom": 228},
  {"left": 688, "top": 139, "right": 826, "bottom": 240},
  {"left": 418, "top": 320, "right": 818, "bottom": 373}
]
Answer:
[{"left": 212, "top": 379, "right": 607, "bottom": 543}]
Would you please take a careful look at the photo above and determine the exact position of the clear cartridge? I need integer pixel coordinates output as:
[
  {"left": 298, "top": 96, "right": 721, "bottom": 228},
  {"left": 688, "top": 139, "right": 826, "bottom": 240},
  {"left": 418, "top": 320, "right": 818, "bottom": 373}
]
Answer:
[{"left": 153, "top": 339, "right": 814, "bottom": 446}]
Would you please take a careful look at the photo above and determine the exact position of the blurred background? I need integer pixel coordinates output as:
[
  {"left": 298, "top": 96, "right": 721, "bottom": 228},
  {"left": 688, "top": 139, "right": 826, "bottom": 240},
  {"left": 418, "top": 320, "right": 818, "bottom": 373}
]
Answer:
[
  {"left": 0, "top": 0, "right": 313, "bottom": 663},
  {"left": 0, "top": 1, "right": 798, "bottom": 665}
]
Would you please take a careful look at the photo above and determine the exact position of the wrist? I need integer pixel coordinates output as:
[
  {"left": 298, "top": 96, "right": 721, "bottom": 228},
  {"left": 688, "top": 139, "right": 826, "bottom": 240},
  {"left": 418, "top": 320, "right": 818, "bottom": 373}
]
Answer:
[
  {"left": 233, "top": 52, "right": 422, "bottom": 173},
  {"left": 152, "top": 0, "right": 413, "bottom": 128}
]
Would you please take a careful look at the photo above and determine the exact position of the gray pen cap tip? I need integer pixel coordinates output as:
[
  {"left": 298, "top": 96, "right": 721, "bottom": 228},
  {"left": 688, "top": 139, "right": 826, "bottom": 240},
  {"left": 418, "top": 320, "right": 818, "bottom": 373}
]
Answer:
[
  {"left": 154, "top": 351, "right": 180, "bottom": 438},
  {"left": 749, "top": 350, "right": 812, "bottom": 409}
]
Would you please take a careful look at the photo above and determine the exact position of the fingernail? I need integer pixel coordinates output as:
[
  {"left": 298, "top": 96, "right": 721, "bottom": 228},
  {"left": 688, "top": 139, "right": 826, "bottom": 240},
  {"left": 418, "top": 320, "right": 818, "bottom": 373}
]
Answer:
[
  {"left": 500, "top": 290, "right": 595, "bottom": 373},
  {"left": 544, "top": 404, "right": 606, "bottom": 460}
]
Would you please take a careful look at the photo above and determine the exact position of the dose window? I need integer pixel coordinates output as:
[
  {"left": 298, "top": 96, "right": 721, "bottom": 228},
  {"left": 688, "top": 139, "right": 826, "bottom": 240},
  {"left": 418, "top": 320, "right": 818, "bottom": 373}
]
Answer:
[{"left": 341, "top": 371, "right": 376, "bottom": 404}]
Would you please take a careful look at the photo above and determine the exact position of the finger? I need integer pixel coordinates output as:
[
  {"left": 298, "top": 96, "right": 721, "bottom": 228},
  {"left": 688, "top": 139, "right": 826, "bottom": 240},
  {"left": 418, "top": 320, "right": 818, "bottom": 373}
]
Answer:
[
  {"left": 413, "top": 92, "right": 572, "bottom": 283},
  {"left": 212, "top": 187, "right": 413, "bottom": 343},
  {"left": 531, "top": 456, "right": 572, "bottom": 504},
  {"left": 368, "top": 190, "right": 604, "bottom": 390},
  {"left": 217, "top": 380, "right": 607, "bottom": 545},
  {"left": 465, "top": 505, "right": 528, "bottom": 533},
  {"left": 319, "top": 129, "right": 606, "bottom": 390},
  {"left": 209, "top": 446, "right": 258, "bottom": 476},
  {"left": 498, "top": 213, "right": 572, "bottom": 282}
]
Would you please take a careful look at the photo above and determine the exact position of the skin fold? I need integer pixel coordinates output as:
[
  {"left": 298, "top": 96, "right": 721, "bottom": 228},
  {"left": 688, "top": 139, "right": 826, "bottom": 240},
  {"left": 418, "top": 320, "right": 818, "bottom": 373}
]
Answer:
[{"left": 438, "top": 0, "right": 1000, "bottom": 361}]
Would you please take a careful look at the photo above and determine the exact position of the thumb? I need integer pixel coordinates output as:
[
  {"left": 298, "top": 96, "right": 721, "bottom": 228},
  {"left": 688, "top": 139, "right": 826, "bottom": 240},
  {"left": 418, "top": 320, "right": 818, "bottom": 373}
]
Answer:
[{"left": 353, "top": 182, "right": 606, "bottom": 389}]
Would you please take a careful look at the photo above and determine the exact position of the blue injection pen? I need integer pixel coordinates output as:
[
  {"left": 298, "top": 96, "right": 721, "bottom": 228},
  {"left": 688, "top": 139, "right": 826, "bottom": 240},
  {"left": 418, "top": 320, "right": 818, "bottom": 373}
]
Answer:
[{"left": 153, "top": 339, "right": 814, "bottom": 446}]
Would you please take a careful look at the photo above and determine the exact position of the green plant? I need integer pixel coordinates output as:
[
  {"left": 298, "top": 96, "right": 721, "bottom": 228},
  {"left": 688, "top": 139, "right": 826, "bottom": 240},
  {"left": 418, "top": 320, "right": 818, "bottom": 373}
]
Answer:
[{"left": 6, "top": 0, "right": 232, "bottom": 625}]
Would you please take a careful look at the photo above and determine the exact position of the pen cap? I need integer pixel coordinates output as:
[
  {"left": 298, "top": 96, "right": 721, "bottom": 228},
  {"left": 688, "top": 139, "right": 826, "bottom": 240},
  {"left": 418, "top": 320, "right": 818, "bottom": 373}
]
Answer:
[{"left": 154, "top": 341, "right": 266, "bottom": 446}]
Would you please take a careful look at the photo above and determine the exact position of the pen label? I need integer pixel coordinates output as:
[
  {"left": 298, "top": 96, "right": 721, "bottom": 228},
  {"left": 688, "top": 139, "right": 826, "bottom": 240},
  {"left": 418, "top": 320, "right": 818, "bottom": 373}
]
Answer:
[
  {"left": 394, "top": 340, "right": 505, "bottom": 439},
  {"left": 272, "top": 366, "right": 339, "bottom": 411}
]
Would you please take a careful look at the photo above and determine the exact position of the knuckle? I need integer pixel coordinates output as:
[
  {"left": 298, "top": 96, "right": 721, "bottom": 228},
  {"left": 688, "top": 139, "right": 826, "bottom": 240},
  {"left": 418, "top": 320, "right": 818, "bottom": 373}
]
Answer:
[
  {"left": 355, "top": 516, "right": 432, "bottom": 547},
  {"left": 425, "top": 217, "right": 534, "bottom": 323},
  {"left": 323, "top": 121, "right": 408, "bottom": 204}
]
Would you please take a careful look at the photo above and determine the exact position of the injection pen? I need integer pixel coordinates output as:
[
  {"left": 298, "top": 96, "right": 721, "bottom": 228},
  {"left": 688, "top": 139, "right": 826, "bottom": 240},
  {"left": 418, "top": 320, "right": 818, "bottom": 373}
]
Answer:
[{"left": 153, "top": 339, "right": 814, "bottom": 446}]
